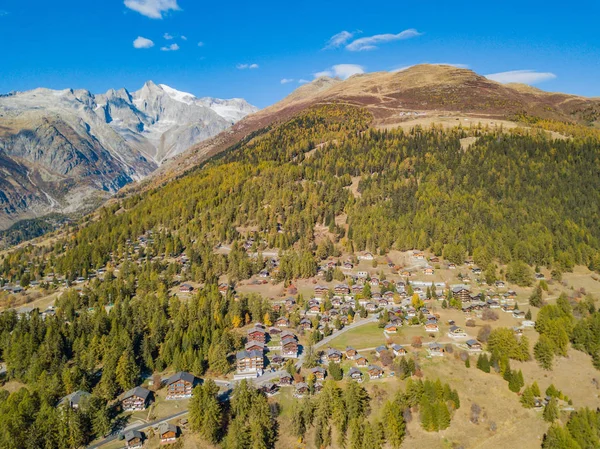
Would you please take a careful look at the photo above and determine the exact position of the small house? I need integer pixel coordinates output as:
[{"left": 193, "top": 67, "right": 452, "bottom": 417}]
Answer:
[
  {"left": 466, "top": 339, "right": 482, "bottom": 351},
  {"left": 124, "top": 430, "right": 144, "bottom": 449},
  {"left": 311, "top": 367, "right": 327, "bottom": 380},
  {"left": 346, "top": 346, "right": 358, "bottom": 360},
  {"left": 349, "top": 367, "right": 363, "bottom": 382},
  {"left": 295, "top": 382, "right": 309, "bottom": 398},
  {"left": 278, "top": 373, "right": 293, "bottom": 386},
  {"left": 355, "top": 355, "right": 368, "bottom": 367},
  {"left": 392, "top": 344, "right": 407, "bottom": 357},
  {"left": 158, "top": 422, "right": 178, "bottom": 444},
  {"left": 368, "top": 365, "right": 383, "bottom": 379}
]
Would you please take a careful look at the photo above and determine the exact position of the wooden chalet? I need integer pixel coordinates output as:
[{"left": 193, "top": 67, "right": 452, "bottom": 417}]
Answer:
[
  {"left": 247, "top": 327, "right": 266, "bottom": 343},
  {"left": 124, "top": 430, "right": 144, "bottom": 449},
  {"left": 245, "top": 340, "right": 265, "bottom": 352},
  {"left": 165, "top": 372, "right": 196, "bottom": 399},
  {"left": 334, "top": 284, "right": 350, "bottom": 295},
  {"left": 326, "top": 348, "right": 343, "bottom": 363},
  {"left": 282, "top": 337, "right": 299, "bottom": 358},
  {"left": 392, "top": 344, "right": 407, "bottom": 357},
  {"left": 345, "top": 346, "right": 358, "bottom": 360},
  {"left": 278, "top": 373, "right": 293, "bottom": 386},
  {"left": 236, "top": 350, "right": 264, "bottom": 374},
  {"left": 368, "top": 365, "right": 383, "bottom": 379},
  {"left": 158, "top": 422, "right": 178, "bottom": 444},
  {"left": 295, "top": 382, "right": 309, "bottom": 398},
  {"left": 275, "top": 316, "right": 290, "bottom": 327},
  {"left": 122, "top": 386, "right": 152, "bottom": 411},
  {"left": 466, "top": 339, "right": 483, "bottom": 351},
  {"left": 355, "top": 355, "right": 368, "bottom": 367},
  {"left": 384, "top": 323, "right": 399, "bottom": 334},
  {"left": 58, "top": 390, "right": 91, "bottom": 410},
  {"left": 311, "top": 366, "right": 327, "bottom": 380},
  {"left": 348, "top": 367, "right": 363, "bottom": 382}
]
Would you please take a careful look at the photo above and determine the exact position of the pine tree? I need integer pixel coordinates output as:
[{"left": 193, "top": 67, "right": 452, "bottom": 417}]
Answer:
[
  {"left": 476, "top": 354, "right": 490, "bottom": 373},
  {"left": 115, "top": 350, "right": 138, "bottom": 391},
  {"left": 534, "top": 335, "right": 555, "bottom": 370},
  {"left": 383, "top": 401, "right": 405, "bottom": 448},
  {"left": 543, "top": 397, "right": 559, "bottom": 422},
  {"left": 520, "top": 386, "right": 536, "bottom": 408},
  {"left": 437, "top": 401, "right": 451, "bottom": 430},
  {"left": 328, "top": 362, "right": 343, "bottom": 381}
]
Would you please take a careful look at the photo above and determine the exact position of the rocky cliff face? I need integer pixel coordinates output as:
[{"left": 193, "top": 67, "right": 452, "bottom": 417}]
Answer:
[{"left": 0, "top": 82, "right": 258, "bottom": 229}]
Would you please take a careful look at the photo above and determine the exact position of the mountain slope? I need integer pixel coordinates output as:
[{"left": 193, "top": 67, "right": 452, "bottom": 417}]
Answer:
[
  {"left": 146, "top": 64, "right": 600, "bottom": 190},
  {"left": 0, "top": 83, "right": 257, "bottom": 229}
]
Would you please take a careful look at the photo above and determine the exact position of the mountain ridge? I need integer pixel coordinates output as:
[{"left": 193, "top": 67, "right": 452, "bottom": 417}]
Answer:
[{"left": 142, "top": 64, "right": 600, "bottom": 192}]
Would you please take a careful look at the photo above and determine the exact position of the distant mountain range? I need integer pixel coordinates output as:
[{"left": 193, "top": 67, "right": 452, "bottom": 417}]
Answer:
[{"left": 0, "top": 82, "right": 257, "bottom": 229}]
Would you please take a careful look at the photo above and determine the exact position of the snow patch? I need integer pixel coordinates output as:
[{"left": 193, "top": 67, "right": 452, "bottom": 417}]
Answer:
[{"left": 158, "top": 84, "right": 196, "bottom": 105}]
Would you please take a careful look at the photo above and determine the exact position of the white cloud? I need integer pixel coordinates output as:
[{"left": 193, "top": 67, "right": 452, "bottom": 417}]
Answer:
[
  {"left": 323, "top": 31, "right": 356, "bottom": 50},
  {"left": 391, "top": 62, "right": 469, "bottom": 73},
  {"left": 237, "top": 63, "right": 259, "bottom": 70},
  {"left": 484, "top": 70, "right": 556, "bottom": 84},
  {"left": 163, "top": 32, "right": 174, "bottom": 40},
  {"left": 181, "top": 35, "right": 187, "bottom": 40},
  {"left": 124, "top": 0, "right": 180, "bottom": 19},
  {"left": 280, "top": 78, "right": 295, "bottom": 84},
  {"left": 133, "top": 36, "right": 155, "bottom": 49},
  {"left": 197, "top": 41, "right": 204, "bottom": 47},
  {"left": 160, "top": 43, "right": 180, "bottom": 51},
  {"left": 298, "top": 79, "right": 310, "bottom": 84},
  {"left": 314, "top": 64, "right": 365, "bottom": 80},
  {"left": 346, "top": 29, "right": 422, "bottom": 51}
]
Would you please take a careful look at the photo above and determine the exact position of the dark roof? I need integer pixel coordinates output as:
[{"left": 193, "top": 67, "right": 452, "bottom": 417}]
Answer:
[
  {"left": 123, "top": 386, "right": 151, "bottom": 401},
  {"left": 368, "top": 365, "right": 382, "bottom": 371},
  {"left": 165, "top": 371, "right": 195, "bottom": 385},
  {"left": 236, "top": 350, "right": 263, "bottom": 360},
  {"left": 466, "top": 339, "right": 480, "bottom": 346},
  {"left": 158, "top": 422, "right": 177, "bottom": 436},
  {"left": 59, "top": 390, "right": 91, "bottom": 407},
  {"left": 349, "top": 367, "right": 362, "bottom": 375},
  {"left": 124, "top": 430, "right": 144, "bottom": 442}
]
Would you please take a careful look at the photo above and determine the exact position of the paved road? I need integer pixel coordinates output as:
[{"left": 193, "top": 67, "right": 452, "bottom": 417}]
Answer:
[
  {"left": 86, "top": 409, "right": 190, "bottom": 449},
  {"left": 88, "top": 315, "right": 378, "bottom": 448}
]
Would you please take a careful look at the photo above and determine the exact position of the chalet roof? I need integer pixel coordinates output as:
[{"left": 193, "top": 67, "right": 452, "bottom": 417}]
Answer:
[
  {"left": 296, "top": 382, "right": 308, "bottom": 389},
  {"left": 311, "top": 367, "right": 326, "bottom": 374},
  {"left": 375, "top": 345, "right": 387, "bottom": 352},
  {"left": 123, "top": 386, "right": 151, "bottom": 401},
  {"left": 166, "top": 371, "right": 196, "bottom": 385},
  {"left": 429, "top": 342, "right": 443, "bottom": 350},
  {"left": 124, "top": 430, "right": 143, "bottom": 442},
  {"left": 236, "top": 350, "right": 263, "bottom": 360},
  {"left": 449, "top": 325, "right": 460, "bottom": 332},
  {"left": 327, "top": 348, "right": 342, "bottom": 356},
  {"left": 59, "top": 390, "right": 91, "bottom": 407},
  {"left": 392, "top": 344, "right": 405, "bottom": 351},
  {"left": 368, "top": 365, "right": 382, "bottom": 372},
  {"left": 466, "top": 339, "right": 480, "bottom": 346},
  {"left": 158, "top": 422, "right": 177, "bottom": 436},
  {"left": 281, "top": 337, "right": 297, "bottom": 346},
  {"left": 349, "top": 367, "right": 362, "bottom": 375}
]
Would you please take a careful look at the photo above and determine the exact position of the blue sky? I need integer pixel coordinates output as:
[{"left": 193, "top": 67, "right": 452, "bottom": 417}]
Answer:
[{"left": 0, "top": 0, "right": 599, "bottom": 108}]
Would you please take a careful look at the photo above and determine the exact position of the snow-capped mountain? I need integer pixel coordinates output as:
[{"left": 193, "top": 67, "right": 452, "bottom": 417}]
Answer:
[{"left": 0, "top": 82, "right": 258, "bottom": 229}]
